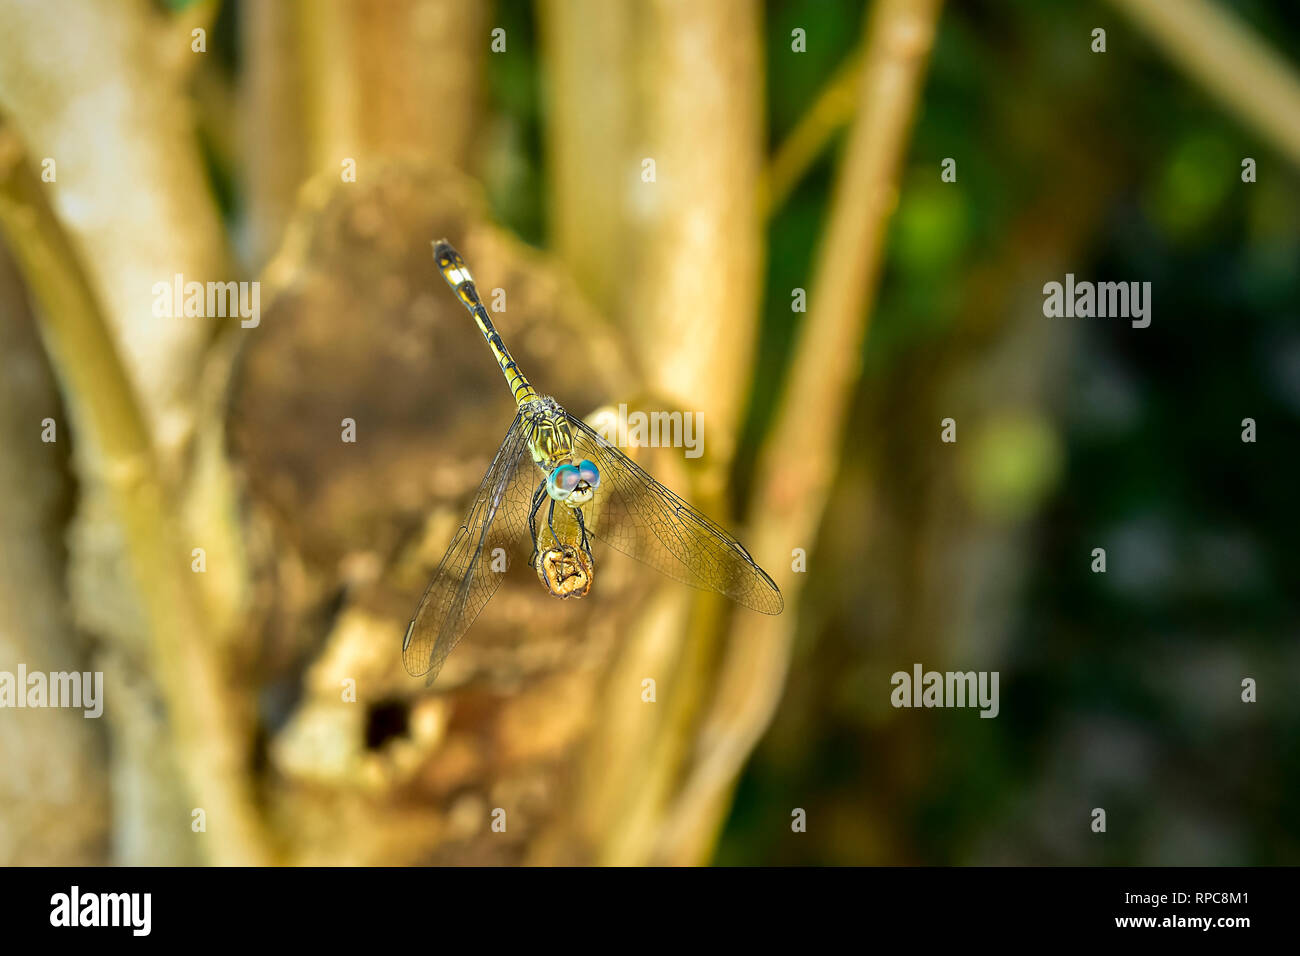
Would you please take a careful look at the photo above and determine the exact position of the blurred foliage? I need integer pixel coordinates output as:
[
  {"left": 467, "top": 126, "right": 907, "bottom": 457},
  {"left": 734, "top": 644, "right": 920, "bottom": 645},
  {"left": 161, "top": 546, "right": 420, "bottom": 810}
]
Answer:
[
  {"left": 483, "top": 0, "right": 545, "bottom": 245},
  {"left": 715, "top": 0, "right": 1300, "bottom": 865}
]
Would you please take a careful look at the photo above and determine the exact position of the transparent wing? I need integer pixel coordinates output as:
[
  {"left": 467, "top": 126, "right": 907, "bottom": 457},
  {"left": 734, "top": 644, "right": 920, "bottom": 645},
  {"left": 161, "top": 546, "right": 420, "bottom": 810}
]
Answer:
[
  {"left": 561, "top": 413, "right": 783, "bottom": 614},
  {"left": 402, "top": 412, "right": 540, "bottom": 683}
]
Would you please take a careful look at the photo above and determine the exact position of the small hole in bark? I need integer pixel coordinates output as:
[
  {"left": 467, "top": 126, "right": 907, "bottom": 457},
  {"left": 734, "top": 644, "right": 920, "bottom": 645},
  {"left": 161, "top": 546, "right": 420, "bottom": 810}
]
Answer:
[{"left": 364, "top": 699, "right": 410, "bottom": 749}]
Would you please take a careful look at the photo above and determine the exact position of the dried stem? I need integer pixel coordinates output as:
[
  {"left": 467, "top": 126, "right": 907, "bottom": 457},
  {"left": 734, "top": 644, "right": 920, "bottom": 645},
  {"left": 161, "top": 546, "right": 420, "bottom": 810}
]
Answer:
[{"left": 1107, "top": 0, "right": 1300, "bottom": 169}]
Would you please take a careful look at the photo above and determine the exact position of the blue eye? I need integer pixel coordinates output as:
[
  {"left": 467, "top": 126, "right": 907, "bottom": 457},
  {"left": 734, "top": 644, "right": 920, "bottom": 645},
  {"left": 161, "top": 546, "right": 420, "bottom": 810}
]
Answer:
[
  {"left": 577, "top": 460, "right": 600, "bottom": 487},
  {"left": 548, "top": 464, "right": 581, "bottom": 500}
]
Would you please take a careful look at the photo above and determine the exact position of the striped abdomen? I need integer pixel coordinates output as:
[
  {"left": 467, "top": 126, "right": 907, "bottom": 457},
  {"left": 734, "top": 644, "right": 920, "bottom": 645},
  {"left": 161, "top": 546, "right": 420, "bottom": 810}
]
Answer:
[{"left": 432, "top": 240, "right": 538, "bottom": 407}]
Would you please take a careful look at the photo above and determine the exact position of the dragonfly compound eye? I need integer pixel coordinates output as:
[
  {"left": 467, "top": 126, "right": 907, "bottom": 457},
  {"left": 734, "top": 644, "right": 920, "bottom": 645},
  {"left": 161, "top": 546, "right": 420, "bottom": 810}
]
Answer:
[
  {"left": 547, "top": 463, "right": 582, "bottom": 501},
  {"left": 577, "top": 460, "right": 600, "bottom": 487}
]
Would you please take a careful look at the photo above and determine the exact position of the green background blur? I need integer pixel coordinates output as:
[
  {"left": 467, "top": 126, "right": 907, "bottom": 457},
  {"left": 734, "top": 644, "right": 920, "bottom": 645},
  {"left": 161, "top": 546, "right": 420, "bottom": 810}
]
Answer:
[{"left": 719, "top": 0, "right": 1300, "bottom": 865}]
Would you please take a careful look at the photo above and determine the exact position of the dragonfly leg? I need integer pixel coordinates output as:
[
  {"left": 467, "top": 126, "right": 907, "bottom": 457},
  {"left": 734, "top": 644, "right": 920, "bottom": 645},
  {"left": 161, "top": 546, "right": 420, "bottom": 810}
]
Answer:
[
  {"left": 546, "top": 498, "right": 562, "bottom": 547},
  {"left": 573, "top": 506, "right": 594, "bottom": 564},
  {"left": 527, "top": 480, "right": 547, "bottom": 569}
]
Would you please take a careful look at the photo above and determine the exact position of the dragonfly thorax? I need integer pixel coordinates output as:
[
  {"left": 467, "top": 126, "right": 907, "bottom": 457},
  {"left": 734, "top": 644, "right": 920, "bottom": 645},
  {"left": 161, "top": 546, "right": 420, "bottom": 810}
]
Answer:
[{"left": 525, "top": 398, "right": 575, "bottom": 470}]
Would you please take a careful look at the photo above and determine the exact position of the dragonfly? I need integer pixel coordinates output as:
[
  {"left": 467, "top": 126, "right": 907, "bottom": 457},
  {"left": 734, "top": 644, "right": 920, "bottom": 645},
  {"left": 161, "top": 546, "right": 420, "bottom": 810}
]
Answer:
[{"left": 403, "top": 240, "right": 783, "bottom": 684}]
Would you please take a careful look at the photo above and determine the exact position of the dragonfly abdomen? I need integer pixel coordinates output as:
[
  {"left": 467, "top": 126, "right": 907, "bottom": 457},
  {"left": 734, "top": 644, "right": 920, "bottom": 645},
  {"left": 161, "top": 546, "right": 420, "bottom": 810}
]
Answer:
[{"left": 432, "top": 240, "right": 539, "bottom": 407}]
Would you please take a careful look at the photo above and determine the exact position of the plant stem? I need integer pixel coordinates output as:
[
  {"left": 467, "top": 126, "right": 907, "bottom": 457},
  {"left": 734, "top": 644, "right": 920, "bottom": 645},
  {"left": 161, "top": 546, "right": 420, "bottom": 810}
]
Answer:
[{"left": 1108, "top": 0, "right": 1300, "bottom": 169}]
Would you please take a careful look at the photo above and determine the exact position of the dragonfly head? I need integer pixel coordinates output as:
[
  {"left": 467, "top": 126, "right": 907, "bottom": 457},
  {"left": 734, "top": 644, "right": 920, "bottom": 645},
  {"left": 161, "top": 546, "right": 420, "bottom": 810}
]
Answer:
[{"left": 547, "top": 459, "right": 600, "bottom": 505}]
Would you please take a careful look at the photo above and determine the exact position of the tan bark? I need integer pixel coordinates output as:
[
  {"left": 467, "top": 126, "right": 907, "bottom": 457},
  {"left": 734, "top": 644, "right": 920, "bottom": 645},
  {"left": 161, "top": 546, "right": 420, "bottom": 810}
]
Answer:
[
  {"left": 0, "top": 137, "right": 269, "bottom": 865},
  {"left": 243, "top": 0, "right": 485, "bottom": 266},
  {"left": 0, "top": 245, "right": 109, "bottom": 865},
  {"left": 539, "top": 0, "right": 638, "bottom": 318},
  {"left": 0, "top": 0, "right": 262, "bottom": 863},
  {"left": 0, "top": 0, "right": 229, "bottom": 462}
]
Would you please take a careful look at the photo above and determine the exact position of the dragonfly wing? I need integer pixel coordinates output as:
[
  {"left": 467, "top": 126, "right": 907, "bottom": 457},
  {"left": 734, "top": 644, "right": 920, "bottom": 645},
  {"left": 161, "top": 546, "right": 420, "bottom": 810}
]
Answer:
[
  {"left": 403, "top": 412, "right": 539, "bottom": 683},
  {"left": 563, "top": 413, "right": 783, "bottom": 614}
]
